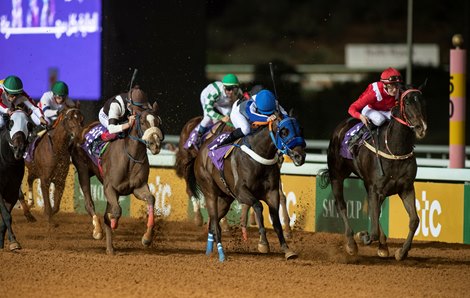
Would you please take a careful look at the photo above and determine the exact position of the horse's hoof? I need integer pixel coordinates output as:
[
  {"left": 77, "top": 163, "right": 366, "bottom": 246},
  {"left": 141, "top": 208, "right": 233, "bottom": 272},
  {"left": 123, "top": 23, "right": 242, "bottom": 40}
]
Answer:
[
  {"left": 285, "top": 249, "right": 298, "bottom": 260},
  {"left": 378, "top": 245, "right": 389, "bottom": 258},
  {"left": 9, "top": 242, "right": 22, "bottom": 251},
  {"left": 106, "top": 248, "right": 115, "bottom": 255},
  {"left": 345, "top": 242, "right": 358, "bottom": 256},
  {"left": 258, "top": 243, "right": 270, "bottom": 254},
  {"left": 395, "top": 248, "right": 408, "bottom": 261},
  {"left": 93, "top": 231, "right": 103, "bottom": 240},
  {"left": 27, "top": 199, "right": 34, "bottom": 207},
  {"left": 142, "top": 236, "right": 152, "bottom": 247}
]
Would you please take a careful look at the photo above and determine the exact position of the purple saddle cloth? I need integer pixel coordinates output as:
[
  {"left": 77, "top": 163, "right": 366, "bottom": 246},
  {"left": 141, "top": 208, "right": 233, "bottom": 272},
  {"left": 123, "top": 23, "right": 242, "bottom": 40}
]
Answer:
[
  {"left": 80, "top": 124, "right": 108, "bottom": 167},
  {"left": 339, "top": 123, "right": 369, "bottom": 159},
  {"left": 24, "top": 136, "right": 41, "bottom": 163},
  {"left": 207, "top": 132, "right": 232, "bottom": 171}
]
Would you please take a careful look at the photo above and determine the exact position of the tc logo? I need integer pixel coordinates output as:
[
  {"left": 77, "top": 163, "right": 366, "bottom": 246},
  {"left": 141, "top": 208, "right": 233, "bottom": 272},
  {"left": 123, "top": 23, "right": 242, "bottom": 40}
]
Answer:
[{"left": 415, "top": 191, "right": 442, "bottom": 237}]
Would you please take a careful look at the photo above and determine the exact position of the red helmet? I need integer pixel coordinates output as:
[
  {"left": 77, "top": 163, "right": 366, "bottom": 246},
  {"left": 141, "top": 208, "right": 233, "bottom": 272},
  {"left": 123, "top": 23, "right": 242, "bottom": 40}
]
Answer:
[{"left": 380, "top": 68, "right": 403, "bottom": 84}]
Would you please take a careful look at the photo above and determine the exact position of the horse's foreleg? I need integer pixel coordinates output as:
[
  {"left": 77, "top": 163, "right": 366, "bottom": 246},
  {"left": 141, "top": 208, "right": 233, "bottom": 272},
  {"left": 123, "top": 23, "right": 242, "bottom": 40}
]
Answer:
[
  {"left": 40, "top": 179, "right": 53, "bottom": 222},
  {"left": 251, "top": 200, "right": 270, "bottom": 254},
  {"left": 27, "top": 173, "right": 35, "bottom": 207},
  {"left": 267, "top": 201, "right": 297, "bottom": 260},
  {"left": 377, "top": 222, "right": 389, "bottom": 258},
  {"left": 103, "top": 185, "right": 122, "bottom": 231},
  {"left": 279, "top": 182, "right": 291, "bottom": 239},
  {"left": 103, "top": 203, "right": 115, "bottom": 255},
  {"left": 133, "top": 184, "right": 156, "bottom": 247},
  {"left": 396, "top": 187, "right": 419, "bottom": 261},
  {"left": 51, "top": 178, "right": 67, "bottom": 215},
  {"left": 331, "top": 179, "right": 358, "bottom": 255},
  {"left": 362, "top": 192, "right": 382, "bottom": 245},
  {"left": 0, "top": 196, "right": 20, "bottom": 251}
]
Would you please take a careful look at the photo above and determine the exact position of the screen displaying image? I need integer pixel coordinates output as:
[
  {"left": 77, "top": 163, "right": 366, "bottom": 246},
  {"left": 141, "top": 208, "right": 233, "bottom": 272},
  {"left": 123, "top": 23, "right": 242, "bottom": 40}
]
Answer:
[{"left": 0, "top": 0, "right": 101, "bottom": 100}]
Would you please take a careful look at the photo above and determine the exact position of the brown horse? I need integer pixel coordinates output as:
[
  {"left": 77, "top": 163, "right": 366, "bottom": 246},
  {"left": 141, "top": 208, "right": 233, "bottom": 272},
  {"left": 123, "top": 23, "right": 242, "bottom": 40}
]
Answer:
[
  {"left": 23, "top": 106, "right": 84, "bottom": 221},
  {"left": 71, "top": 101, "right": 164, "bottom": 254},
  {"left": 319, "top": 86, "right": 427, "bottom": 261},
  {"left": 175, "top": 116, "right": 293, "bottom": 240},
  {"left": 0, "top": 111, "right": 32, "bottom": 251},
  {"left": 185, "top": 112, "right": 306, "bottom": 261}
]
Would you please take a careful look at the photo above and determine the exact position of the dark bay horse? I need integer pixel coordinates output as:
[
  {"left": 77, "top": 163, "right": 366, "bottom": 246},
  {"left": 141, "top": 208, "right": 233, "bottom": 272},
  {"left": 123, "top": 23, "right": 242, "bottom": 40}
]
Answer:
[
  {"left": 23, "top": 106, "right": 84, "bottom": 221},
  {"left": 319, "top": 87, "right": 427, "bottom": 261},
  {"left": 187, "top": 112, "right": 306, "bottom": 261},
  {"left": 0, "top": 111, "right": 32, "bottom": 251},
  {"left": 175, "top": 116, "right": 293, "bottom": 240},
  {"left": 71, "top": 102, "right": 164, "bottom": 254}
]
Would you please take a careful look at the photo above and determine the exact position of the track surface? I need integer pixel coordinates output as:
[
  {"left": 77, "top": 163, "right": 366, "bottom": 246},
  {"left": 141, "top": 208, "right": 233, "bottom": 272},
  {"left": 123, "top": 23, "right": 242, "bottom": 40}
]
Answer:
[{"left": 1, "top": 210, "right": 469, "bottom": 297}]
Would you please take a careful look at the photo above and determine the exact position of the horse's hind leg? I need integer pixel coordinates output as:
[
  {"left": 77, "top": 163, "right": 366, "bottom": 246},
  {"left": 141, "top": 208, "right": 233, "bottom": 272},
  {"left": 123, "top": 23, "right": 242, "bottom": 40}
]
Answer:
[
  {"left": 205, "top": 193, "right": 225, "bottom": 262},
  {"left": 133, "top": 184, "right": 156, "bottom": 247},
  {"left": 40, "top": 179, "right": 54, "bottom": 222},
  {"left": 395, "top": 187, "right": 419, "bottom": 261},
  {"left": 377, "top": 222, "right": 389, "bottom": 258},
  {"left": 76, "top": 166, "right": 102, "bottom": 240},
  {"left": 331, "top": 179, "right": 358, "bottom": 256},
  {"left": 27, "top": 173, "right": 35, "bottom": 207},
  {"left": 251, "top": 200, "right": 270, "bottom": 254}
]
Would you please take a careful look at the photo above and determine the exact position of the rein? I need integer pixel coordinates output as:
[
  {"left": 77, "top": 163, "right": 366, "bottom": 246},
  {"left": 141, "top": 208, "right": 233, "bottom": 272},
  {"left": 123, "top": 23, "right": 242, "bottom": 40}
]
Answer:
[
  {"left": 391, "top": 89, "right": 421, "bottom": 127},
  {"left": 125, "top": 114, "right": 147, "bottom": 164}
]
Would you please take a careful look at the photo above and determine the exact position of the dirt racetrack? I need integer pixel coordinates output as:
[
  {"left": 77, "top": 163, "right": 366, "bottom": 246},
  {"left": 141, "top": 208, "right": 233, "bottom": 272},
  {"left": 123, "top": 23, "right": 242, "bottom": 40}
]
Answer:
[{"left": 1, "top": 209, "right": 469, "bottom": 298}]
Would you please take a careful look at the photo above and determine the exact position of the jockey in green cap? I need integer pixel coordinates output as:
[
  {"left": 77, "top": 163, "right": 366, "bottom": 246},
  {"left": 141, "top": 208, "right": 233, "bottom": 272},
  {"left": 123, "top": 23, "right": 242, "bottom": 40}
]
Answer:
[
  {"left": 39, "top": 81, "right": 76, "bottom": 124},
  {"left": 194, "top": 73, "right": 243, "bottom": 147}
]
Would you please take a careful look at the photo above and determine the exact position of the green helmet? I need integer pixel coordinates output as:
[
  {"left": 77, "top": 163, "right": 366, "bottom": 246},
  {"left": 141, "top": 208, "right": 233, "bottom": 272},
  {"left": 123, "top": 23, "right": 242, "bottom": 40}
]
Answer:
[
  {"left": 222, "top": 74, "right": 239, "bottom": 86},
  {"left": 3, "top": 75, "right": 23, "bottom": 95},
  {"left": 52, "top": 81, "right": 69, "bottom": 96}
]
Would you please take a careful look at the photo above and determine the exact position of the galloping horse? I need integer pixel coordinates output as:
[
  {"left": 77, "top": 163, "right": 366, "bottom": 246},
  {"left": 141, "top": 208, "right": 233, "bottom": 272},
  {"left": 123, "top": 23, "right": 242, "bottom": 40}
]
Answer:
[
  {"left": 319, "top": 86, "right": 427, "bottom": 261},
  {"left": 71, "top": 101, "right": 164, "bottom": 254},
  {"left": 187, "top": 112, "right": 306, "bottom": 261},
  {"left": 23, "top": 106, "right": 84, "bottom": 221},
  {"left": 0, "top": 111, "right": 32, "bottom": 251},
  {"left": 176, "top": 116, "right": 293, "bottom": 239}
]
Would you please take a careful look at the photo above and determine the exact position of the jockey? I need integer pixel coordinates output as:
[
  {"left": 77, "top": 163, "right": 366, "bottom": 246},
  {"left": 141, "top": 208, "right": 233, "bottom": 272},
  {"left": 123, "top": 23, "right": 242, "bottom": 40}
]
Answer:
[
  {"left": 217, "top": 89, "right": 287, "bottom": 147},
  {"left": 347, "top": 67, "right": 403, "bottom": 148},
  {"left": 0, "top": 75, "right": 47, "bottom": 129},
  {"left": 39, "top": 81, "right": 76, "bottom": 124},
  {"left": 98, "top": 85, "right": 149, "bottom": 142},
  {"left": 195, "top": 73, "right": 243, "bottom": 146}
]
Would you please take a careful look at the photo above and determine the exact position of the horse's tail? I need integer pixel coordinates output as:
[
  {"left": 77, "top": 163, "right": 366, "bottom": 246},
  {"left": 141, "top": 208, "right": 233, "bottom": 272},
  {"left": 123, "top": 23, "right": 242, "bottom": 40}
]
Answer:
[
  {"left": 186, "top": 160, "right": 203, "bottom": 200},
  {"left": 175, "top": 146, "right": 197, "bottom": 179},
  {"left": 317, "top": 168, "right": 330, "bottom": 189}
]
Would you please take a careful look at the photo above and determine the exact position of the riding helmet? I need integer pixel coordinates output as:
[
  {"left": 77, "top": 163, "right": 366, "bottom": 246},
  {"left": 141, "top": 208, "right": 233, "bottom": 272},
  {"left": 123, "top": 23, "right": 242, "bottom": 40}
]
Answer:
[
  {"left": 380, "top": 68, "right": 403, "bottom": 84},
  {"left": 129, "top": 87, "right": 148, "bottom": 105},
  {"left": 3, "top": 75, "right": 23, "bottom": 95},
  {"left": 222, "top": 74, "right": 239, "bottom": 86},
  {"left": 255, "top": 89, "right": 276, "bottom": 115},
  {"left": 52, "top": 81, "right": 69, "bottom": 96}
]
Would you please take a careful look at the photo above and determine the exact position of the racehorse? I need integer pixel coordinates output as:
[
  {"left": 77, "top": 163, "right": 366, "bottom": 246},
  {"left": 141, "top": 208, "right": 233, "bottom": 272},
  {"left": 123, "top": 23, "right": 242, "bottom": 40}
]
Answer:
[
  {"left": 319, "top": 86, "right": 427, "bottom": 261},
  {"left": 175, "top": 116, "right": 294, "bottom": 240},
  {"left": 23, "top": 106, "right": 84, "bottom": 221},
  {"left": 0, "top": 111, "right": 32, "bottom": 251},
  {"left": 71, "top": 101, "right": 164, "bottom": 254},
  {"left": 186, "top": 111, "right": 306, "bottom": 261}
]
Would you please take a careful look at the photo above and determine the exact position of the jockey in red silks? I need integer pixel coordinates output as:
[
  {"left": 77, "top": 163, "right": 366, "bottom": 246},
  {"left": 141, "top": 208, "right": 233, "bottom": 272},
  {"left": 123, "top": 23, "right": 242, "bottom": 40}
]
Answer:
[
  {"left": 347, "top": 67, "right": 403, "bottom": 148},
  {"left": 0, "top": 75, "right": 47, "bottom": 129}
]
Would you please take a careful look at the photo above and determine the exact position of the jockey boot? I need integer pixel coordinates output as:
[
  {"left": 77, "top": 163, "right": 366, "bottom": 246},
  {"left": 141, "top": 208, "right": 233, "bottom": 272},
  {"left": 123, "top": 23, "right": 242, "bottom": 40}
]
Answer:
[
  {"left": 195, "top": 125, "right": 208, "bottom": 147},
  {"left": 348, "top": 123, "right": 377, "bottom": 151},
  {"left": 217, "top": 128, "right": 245, "bottom": 147},
  {"left": 101, "top": 131, "right": 118, "bottom": 142}
]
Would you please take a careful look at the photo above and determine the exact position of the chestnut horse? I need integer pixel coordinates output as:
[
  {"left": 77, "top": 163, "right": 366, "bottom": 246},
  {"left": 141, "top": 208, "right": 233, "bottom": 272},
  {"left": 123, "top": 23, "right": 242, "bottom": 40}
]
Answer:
[
  {"left": 175, "top": 116, "right": 293, "bottom": 240},
  {"left": 0, "top": 111, "right": 32, "bottom": 251},
  {"left": 319, "top": 86, "right": 427, "bottom": 261},
  {"left": 185, "top": 112, "right": 306, "bottom": 261},
  {"left": 23, "top": 106, "right": 84, "bottom": 221},
  {"left": 71, "top": 101, "right": 164, "bottom": 254}
]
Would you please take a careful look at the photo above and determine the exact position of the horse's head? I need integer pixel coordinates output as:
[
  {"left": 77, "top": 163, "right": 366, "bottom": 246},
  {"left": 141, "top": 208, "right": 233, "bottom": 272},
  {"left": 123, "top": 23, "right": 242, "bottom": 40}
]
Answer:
[
  {"left": 56, "top": 106, "right": 84, "bottom": 143},
  {"left": 7, "top": 110, "right": 32, "bottom": 160},
  {"left": 272, "top": 114, "right": 306, "bottom": 166},
  {"left": 132, "top": 101, "right": 164, "bottom": 155},
  {"left": 395, "top": 87, "right": 427, "bottom": 139}
]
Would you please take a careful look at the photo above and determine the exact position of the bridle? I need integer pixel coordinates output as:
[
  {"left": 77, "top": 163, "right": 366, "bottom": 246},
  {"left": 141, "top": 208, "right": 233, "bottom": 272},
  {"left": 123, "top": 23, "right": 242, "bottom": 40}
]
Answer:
[{"left": 391, "top": 89, "right": 422, "bottom": 128}]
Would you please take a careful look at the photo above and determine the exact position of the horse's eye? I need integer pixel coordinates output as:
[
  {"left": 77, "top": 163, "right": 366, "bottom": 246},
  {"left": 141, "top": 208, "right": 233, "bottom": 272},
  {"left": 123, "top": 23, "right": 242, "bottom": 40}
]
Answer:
[{"left": 280, "top": 128, "right": 289, "bottom": 138}]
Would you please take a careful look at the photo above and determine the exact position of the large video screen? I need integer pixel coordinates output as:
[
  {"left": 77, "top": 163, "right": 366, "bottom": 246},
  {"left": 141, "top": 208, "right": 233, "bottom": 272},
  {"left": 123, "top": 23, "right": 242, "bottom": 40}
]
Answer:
[{"left": 0, "top": 0, "right": 101, "bottom": 100}]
